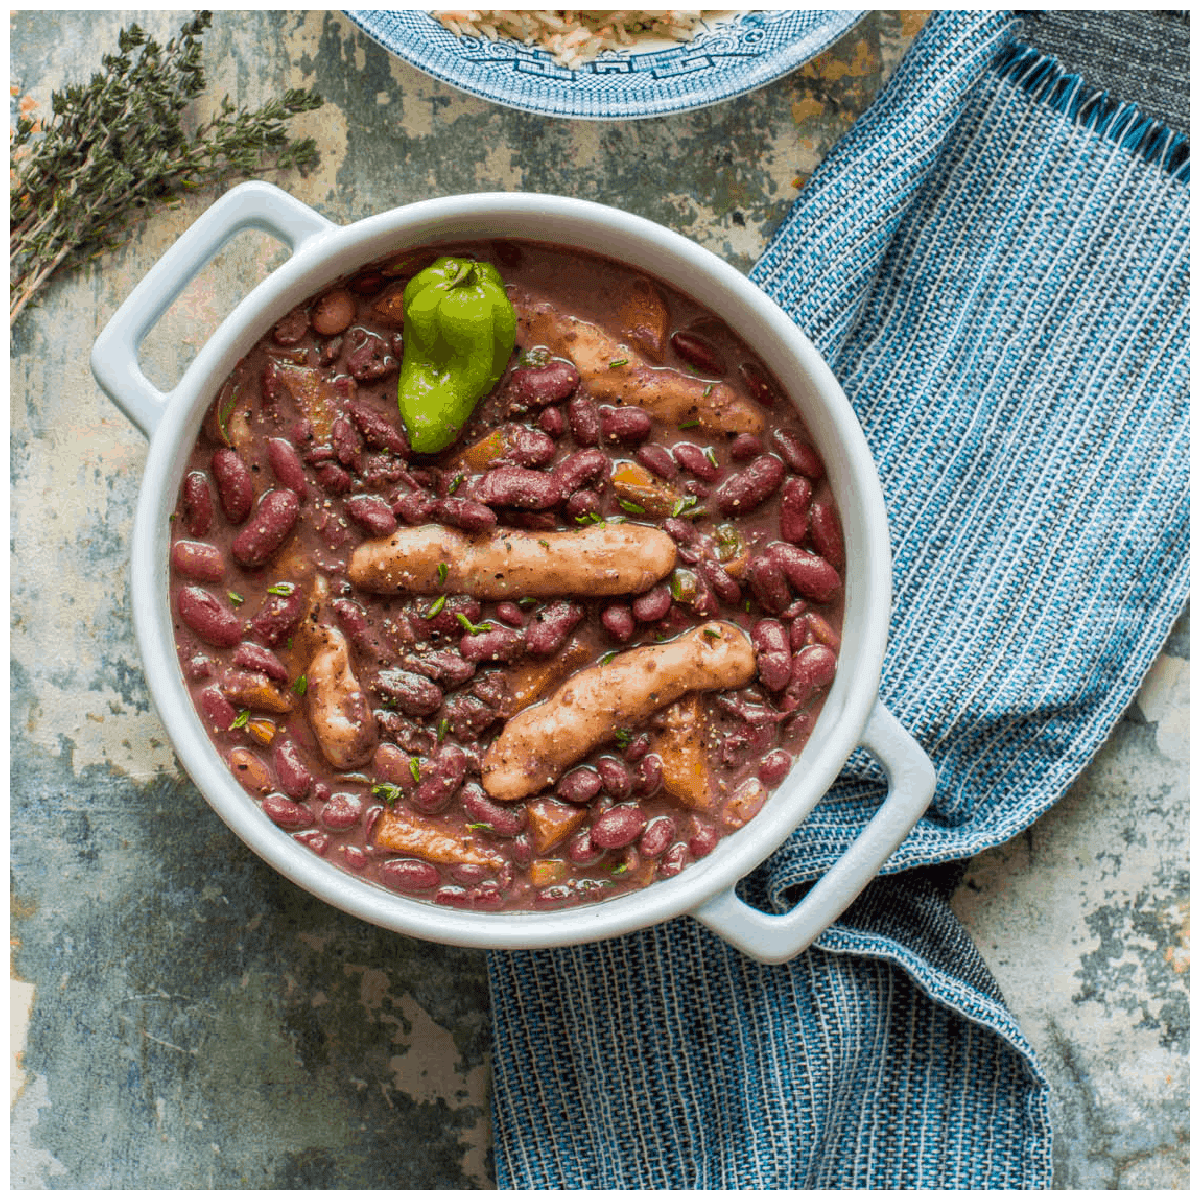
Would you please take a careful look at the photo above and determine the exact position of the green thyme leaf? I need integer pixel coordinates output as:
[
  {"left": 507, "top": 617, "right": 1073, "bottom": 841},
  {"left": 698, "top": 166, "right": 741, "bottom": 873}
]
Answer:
[
  {"left": 618, "top": 499, "right": 646, "bottom": 514},
  {"left": 409, "top": 756, "right": 421, "bottom": 783},
  {"left": 704, "top": 447, "right": 719, "bottom": 468},
  {"left": 227, "top": 591, "right": 244, "bottom": 605},
  {"left": 600, "top": 650, "right": 618, "bottom": 665},
  {"left": 436, "top": 562, "right": 449, "bottom": 586},
  {"left": 678, "top": 419, "right": 701, "bottom": 430},
  {"left": 426, "top": 594, "right": 446, "bottom": 618},
  {"left": 228, "top": 710, "right": 250, "bottom": 731},
  {"left": 437, "top": 717, "right": 451, "bottom": 742},
  {"left": 613, "top": 728, "right": 633, "bottom": 748},
  {"left": 703, "top": 384, "right": 714, "bottom": 397},
  {"left": 448, "top": 474, "right": 464, "bottom": 495},
  {"left": 267, "top": 582, "right": 295, "bottom": 596},
  {"left": 291, "top": 673, "right": 308, "bottom": 696},
  {"left": 466, "top": 822, "right": 494, "bottom": 832},
  {"left": 456, "top": 612, "right": 493, "bottom": 636},
  {"left": 372, "top": 782, "right": 401, "bottom": 805},
  {"left": 609, "top": 357, "right": 629, "bottom": 368}
]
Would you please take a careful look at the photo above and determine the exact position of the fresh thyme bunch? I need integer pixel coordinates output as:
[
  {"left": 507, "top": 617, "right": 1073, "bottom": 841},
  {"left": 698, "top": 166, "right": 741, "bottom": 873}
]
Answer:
[{"left": 10, "top": 11, "right": 323, "bottom": 324}]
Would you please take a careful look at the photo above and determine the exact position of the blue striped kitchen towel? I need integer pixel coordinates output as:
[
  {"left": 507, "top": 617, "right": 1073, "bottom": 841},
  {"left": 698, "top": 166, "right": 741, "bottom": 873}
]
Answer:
[{"left": 487, "top": 10, "right": 1189, "bottom": 1188}]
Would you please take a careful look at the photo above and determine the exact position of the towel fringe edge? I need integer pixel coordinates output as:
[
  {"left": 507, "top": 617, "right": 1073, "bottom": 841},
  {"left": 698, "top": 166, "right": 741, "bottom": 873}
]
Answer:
[{"left": 994, "top": 41, "right": 1190, "bottom": 183}]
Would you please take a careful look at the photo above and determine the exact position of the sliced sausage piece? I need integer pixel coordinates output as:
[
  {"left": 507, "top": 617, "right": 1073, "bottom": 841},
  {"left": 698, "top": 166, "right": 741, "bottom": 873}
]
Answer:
[
  {"left": 347, "top": 523, "right": 676, "bottom": 599},
  {"left": 514, "top": 297, "right": 764, "bottom": 436},
  {"left": 480, "top": 621, "right": 756, "bottom": 800},
  {"left": 305, "top": 625, "right": 376, "bottom": 770}
]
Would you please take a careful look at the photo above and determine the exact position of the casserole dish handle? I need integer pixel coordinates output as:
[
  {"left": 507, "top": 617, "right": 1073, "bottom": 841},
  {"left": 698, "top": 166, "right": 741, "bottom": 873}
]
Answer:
[
  {"left": 90, "top": 181, "right": 335, "bottom": 438},
  {"left": 690, "top": 700, "right": 935, "bottom": 964}
]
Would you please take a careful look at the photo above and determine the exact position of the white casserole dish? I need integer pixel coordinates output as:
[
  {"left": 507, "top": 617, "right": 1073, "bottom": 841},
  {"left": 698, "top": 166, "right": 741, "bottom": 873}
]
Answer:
[{"left": 91, "top": 181, "right": 935, "bottom": 963}]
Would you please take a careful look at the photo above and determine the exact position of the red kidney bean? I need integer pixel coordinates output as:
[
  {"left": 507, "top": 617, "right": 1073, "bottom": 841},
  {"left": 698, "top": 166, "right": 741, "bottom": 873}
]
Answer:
[
  {"left": 537, "top": 406, "right": 564, "bottom": 437},
  {"left": 730, "top": 433, "right": 763, "bottom": 461},
  {"left": 568, "top": 394, "right": 600, "bottom": 446},
  {"left": 393, "top": 490, "right": 436, "bottom": 525},
  {"left": 344, "top": 494, "right": 397, "bottom": 538},
  {"left": 433, "top": 496, "right": 498, "bottom": 534},
  {"left": 601, "top": 603, "right": 635, "bottom": 642},
  {"left": 346, "top": 329, "right": 394, "bottom": 381},
  {"left": 412, "top": 745, "right": 468, "bottom": 814},
  {"left": 181, "top": 471, "right": 214, "bottom": 536},
  {"left": 759, "top": 748, "right": 793, "bottom": 787},
  {"left": 294, "top": 830, "right": 331, "bottom": 856},
  {"left": 496, "top": 601, "right": 526, "bottom": 626},
  {"left": 600, "top": 405, "right": 652, "bottom": 444},
  {"left": 662, "top": 517, "right": 698, "bottom": 545},
  {"left": 689, "top": 820, "right": 720, "bottom": 858},
  {"left": 184, "top": 654, "right": 213, "bottom": 682},
  {"left": 380, "top": 858, "right": 441, "bottom": 893},
  {"left": 779, "top": 475, "right": 813, "bottom": 545},
  {"left": 321, "top": 792, "right": 364, "bottom": 832},
  {"left": 553, "top": 448, "right": 608, "bottom": 497},
  {"left": 377, "top": 667, "right": 444, "bottom": 716},
  {"left": 635, "top": 443, "right": 679, "bottom": 480},
  {"left": 231, "top": 489, "right": 300, "bottom": 568},
  {"left": 770, "top": 429, "right": 824, "bottom": 479},
  {"left": 314, "top": 461, "right": 353, "bottom": 494},
  {"left": 461, "top": 782, "right": 527, "bottom": 836},
  {"left": 273, "top": 740, "right": 313, "bottom": 799},
  {"left": 234, "top": 641, "right": 289, "bottom": 683},
  {"left": 565, "top": 490, "right": 602, "bottom": 521},
  {"left": 672, "top": 441, "right": 722, "bottom": 482},
  {"left": 638, "top": 815, "right": 676, "bottom": 859},
  {"left": 534, "top": 884, "right": 574, "bottom": 908},
  {"left": 459, "top": 624, "right": 525, "bottom": 664},
  {"left": 596, "top": 756, "right": 631, "bottom": 800},
  {"left": 198, "top": 685, "right": 238, "bottom": 731},
  {"left": 789, "top": 643, "right": 838, "bottom": 701},
  {"left": 342, "top": 845, "right": 369, "bottom": 872},
  {"left": 470, "top": 883, "right": 505, "bottom": 911},
  {"left": 266, "top": 437, "right": 308, "bottom": 499},
  {"left": 556, "top": 765, "right": 602, "bottom": 805},
  {"left": 332, "top": 415, "right": 364, "bottom": 470},
  {"left": 473, "top": 466, "right": 560, "bottom": 510},
  {"left": 698, "top": 558, "right": 742, "bottom": 605},
  {"left": 808, "top": 500, "right": 845, "bottom": 569},
  {"left": 506, "top": 360, "right": 580, "bottom": 410},
  {"left": 261, "top": 359, "right": 282, "bottom": 405},
  {"left": 745, "top": 554, "right": 791, "bottom": 614},
  {"left": 633, "top": 754, "right": 663, "bottom": 797},
  {"left": 272, "top": 308, "right": 309, "bottom": 345},
  {"left": 768, "top": 543, "right": 842, "bottom": 602},
  {"left": 789, "top": 615, "right": 810, "bottom": 652},
  {"left": 524, "top": 600, "right": 584, "bottom": 656},
  {"left": 211, "top": 448, "right": 253, "bottom": 524},
  {"left": 435, "top": 885, "right": 471, "bottom": 907},
  {"left": 177, "top": 586, "right": 242, "bottom": 647},
  {"left": 509, "top": 834, "right": 533, "bottom": 869},
  {"left": 591, "top": 804, "right": 647, "bottom": 850},
  {"left": 349, "top": 269, "right": 386, "bottom": 296},
  {"left": 738, "top": 361, "right": 778, "bottom": 409},
  {"left": 781, "top": 598, "right": 808, "bottom": 621},
  {"left": 622, "top": 732, "right": 651, "bottom": 762},
  {"left": 449, "top": 862, "right": 486, "bottom": 886},
  {"left": 715, "top": 453, "right": 785, "bottom": 516},
  {"left": 346, "top": 399, "right": 409, "bottom": 455},
  {"left": 752, "top": 618, "right": 792, "bottom": 692},
  {"left": 659, "top": 840, "right": 689, "bottom": 877},
  {"left": 247, "top": 589, "right": 304, "bottom": 647},
  {"left": 631, "top": 585, "right": 672, "bottom": 623},
  {"left": 171, "top": 541, "right": 224, "bottom": 583},
  {"left": 311, "top": 288, "right": 356, "bottom": 336},
  {"left": 492, "top": 425, "right": 557, "bottom": 468},
  {"left": 262, "top": 792, "right": 314, "bottom": 830},
  {"left": 566, "top": 828, "right": 604, "bottom": 866},
  {"left": 418, "top": 594, "right": 482, "bottom": 637},
  {"left": 403, "top": 649, "right": 476, "bottom": 690},
  {"left": 670, "top": 329, "right": 726, "bottom": 375}
]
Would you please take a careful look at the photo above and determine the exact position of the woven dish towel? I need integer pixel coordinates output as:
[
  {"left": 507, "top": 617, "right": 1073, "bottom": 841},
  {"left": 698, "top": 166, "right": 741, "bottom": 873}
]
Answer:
[{"left": 487, "top": 10, "right": 1189, "bottom": 1189}]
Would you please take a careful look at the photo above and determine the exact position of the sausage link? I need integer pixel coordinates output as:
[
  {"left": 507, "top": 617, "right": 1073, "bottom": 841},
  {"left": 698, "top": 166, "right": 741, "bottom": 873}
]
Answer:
[
  {"left": 306, "top": 626, "right": 376, "bottom": 769},
  {"left": 481, "top": 621, "right": 756, "bottom": 800}
]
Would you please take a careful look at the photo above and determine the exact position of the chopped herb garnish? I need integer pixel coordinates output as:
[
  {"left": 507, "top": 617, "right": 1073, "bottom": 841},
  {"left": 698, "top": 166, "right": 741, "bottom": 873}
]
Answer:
[
  {"left": 703, "top": 384, "right": 714, "bottom": 397},
  {"left": 466, "top": 822, "right": 494, "bottom": 832},
  {"left": 744, "top": 599, "right": 752, "bottom": 613},
  {"left": 704, "top": 447, "right": 719, "bottom": 468},
  {"left": 600, "top": 650, "right": 618, "bottom": 665},
  {"left": 606, "top": 515, "right": 628, "bottom": 524},
  {"left": 618, "top": 499, "right": 646, "bottom": 514},
  {"left": 409, "top": 756, "right": 421, "bottom": 783},
  {"left": 613, "top": 728, "right": 633, "bottom": 748},
  {"left": 654, "top": 632, "right": 668, "bottom": 642},
  {"left": 291, "top": 673, "right": 308, "bottom": 696},
  {"left": 227, "top": 591, "right": 244, "bottom": 605},
  {"left": 538, "top": 539, "right": 551, "bottom": 549},
  {"left": 456, "top": 612, "right": 493, "bottom": 636},
  {"left": 426, "top": 594, "right": 446, "bottom": 618},
  {"left": 436, "top": 562, "right": 449, "bottom": 586},
  {"left": 609, "top": 357, "right": 628, "bottom": 368},
  {"left": 228, "top": 710, "right": 250, "bottom": 731},
  {"left": 518, "top": 596, "right": 538, "bottom": 607},
  {"left": 437, "top": 717, "right": 451, "bottom": 743},
  {"left": 372, "top": 782, "right": 402, "bottom": 806},
  {"left": 448, "top": 474, "right": 464, "bottom": 495},
  {"left": 671, "top": 495, "right": 700, "bottom": 518},
  {"left": 217, "top": 388, "right": 240, "bottom": 447},
  {"left": 266, "top": 582, "right": 295, "bottom": 596},
  {"left": 702, "top": 626, "right": 722, "bottom": 643},
  {"left": 678, "top": 419, "right": 700, "bottom": 430},
  {"left": 610, "top": 863, "right": 628, "bottom": 875}
]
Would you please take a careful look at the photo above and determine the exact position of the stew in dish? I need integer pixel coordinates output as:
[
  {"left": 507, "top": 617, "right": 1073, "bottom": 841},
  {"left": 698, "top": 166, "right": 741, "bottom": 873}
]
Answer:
[{"left": 169, "top": 240, "right": 845, "bottom": 911}]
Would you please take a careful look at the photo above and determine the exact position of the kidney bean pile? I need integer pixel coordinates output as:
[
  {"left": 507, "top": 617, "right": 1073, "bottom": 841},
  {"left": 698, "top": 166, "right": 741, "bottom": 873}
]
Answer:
[{"left": 169, "top": 239, "right": 846, "bottom": 911}]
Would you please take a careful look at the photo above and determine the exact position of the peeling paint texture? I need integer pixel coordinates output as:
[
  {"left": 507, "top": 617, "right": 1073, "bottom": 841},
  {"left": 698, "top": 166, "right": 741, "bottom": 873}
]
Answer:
[{"left": 11, "top": 10, "right": 1187, "bottom": 1189}]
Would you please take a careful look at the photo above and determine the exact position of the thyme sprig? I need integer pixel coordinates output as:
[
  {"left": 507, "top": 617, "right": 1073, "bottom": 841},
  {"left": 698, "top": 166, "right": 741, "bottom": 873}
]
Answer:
[{"left": 10, "top": 11, "right": 323, "bottom": 324}]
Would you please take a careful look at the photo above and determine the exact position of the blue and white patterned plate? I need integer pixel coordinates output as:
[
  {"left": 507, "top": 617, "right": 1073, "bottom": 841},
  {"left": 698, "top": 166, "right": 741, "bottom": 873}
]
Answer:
[{"left": 344, "top": 10, "right": 866, "bottom": 120}]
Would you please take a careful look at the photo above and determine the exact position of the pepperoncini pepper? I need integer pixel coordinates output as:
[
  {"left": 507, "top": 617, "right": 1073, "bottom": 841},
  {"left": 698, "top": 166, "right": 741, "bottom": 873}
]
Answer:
[{"left": 396, "top": 256, "right": 516, "bottom": 453}]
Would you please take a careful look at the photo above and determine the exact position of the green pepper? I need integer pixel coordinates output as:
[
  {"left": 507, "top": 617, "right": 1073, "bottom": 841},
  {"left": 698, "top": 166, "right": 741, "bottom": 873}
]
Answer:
[{"left": 396, "top": 256, "right": 516, "bottom": 453}]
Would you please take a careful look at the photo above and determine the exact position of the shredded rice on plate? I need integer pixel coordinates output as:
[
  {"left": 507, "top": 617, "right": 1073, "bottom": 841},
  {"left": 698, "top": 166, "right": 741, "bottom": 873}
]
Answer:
[{"left": 434, "top": 10, "right": 710, "bottom": 69}]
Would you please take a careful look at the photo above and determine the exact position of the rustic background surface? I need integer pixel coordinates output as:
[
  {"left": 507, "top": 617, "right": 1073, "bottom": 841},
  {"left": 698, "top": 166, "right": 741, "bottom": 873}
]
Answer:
[{"left": 10, "top": 10, "right": 1188, "bottom": 1188}]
